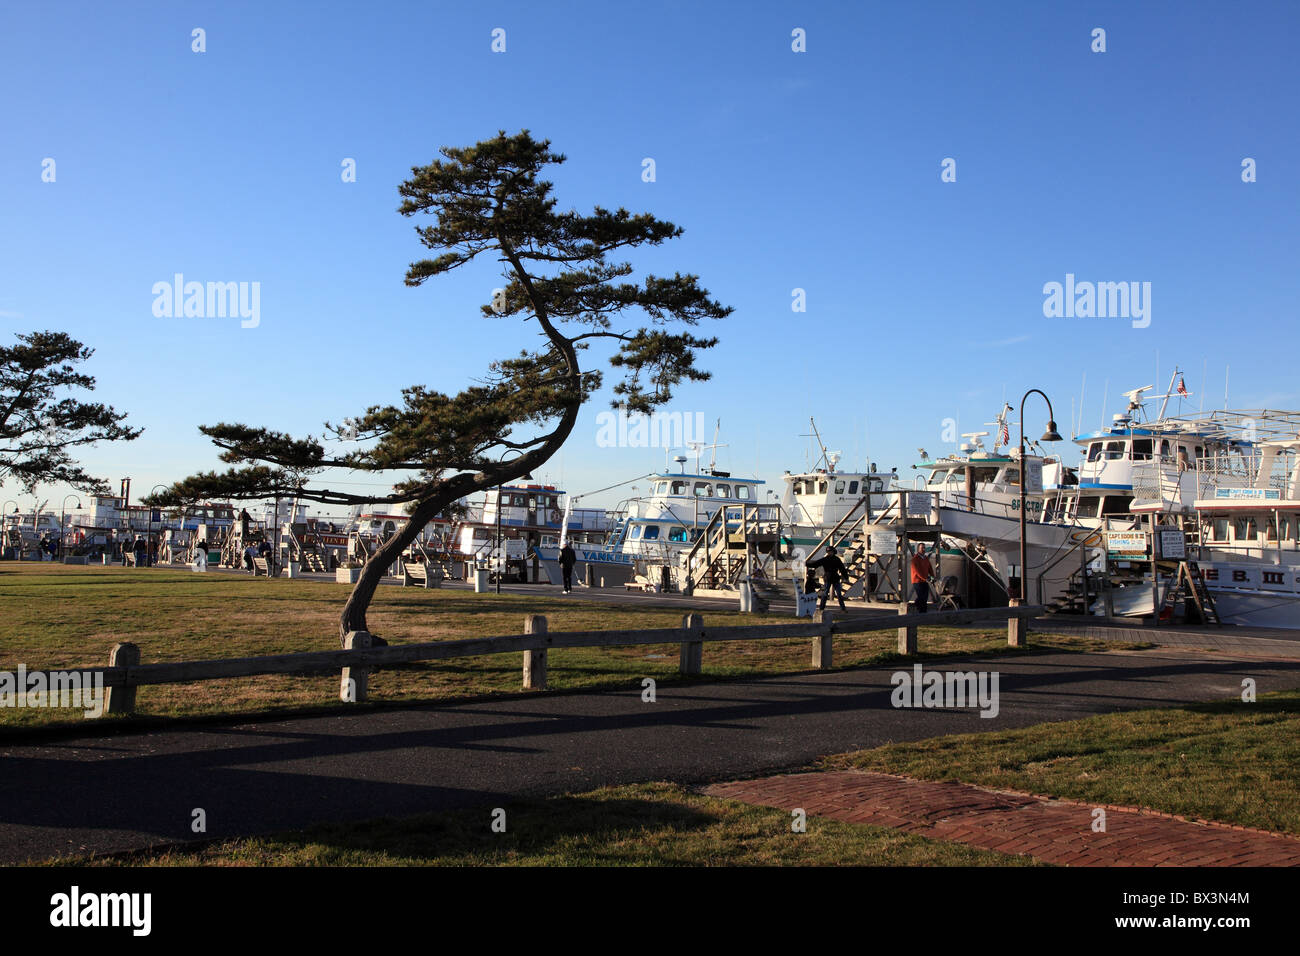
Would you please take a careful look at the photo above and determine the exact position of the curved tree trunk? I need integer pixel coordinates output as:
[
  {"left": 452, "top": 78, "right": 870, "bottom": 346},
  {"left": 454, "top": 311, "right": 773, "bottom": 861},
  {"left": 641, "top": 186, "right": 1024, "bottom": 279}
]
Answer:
[{"left": 338, "top": 495, "right": 447, "bottom": 644}]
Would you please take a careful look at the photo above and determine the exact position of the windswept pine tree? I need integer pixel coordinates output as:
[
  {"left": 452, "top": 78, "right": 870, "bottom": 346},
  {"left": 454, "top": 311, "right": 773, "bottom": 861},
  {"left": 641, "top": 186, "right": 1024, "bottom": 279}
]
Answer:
[
  {"left": 160, "top": 131, "right": 731, "bottom": 643},
  {"left": 0, "top": 331, "right": 141, "bottom": 494}
]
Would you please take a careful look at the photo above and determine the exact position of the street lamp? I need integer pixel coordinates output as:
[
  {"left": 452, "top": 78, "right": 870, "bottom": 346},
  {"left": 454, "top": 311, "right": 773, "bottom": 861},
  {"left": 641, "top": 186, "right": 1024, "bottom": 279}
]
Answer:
[
  {"left": 2, "top": 501, "right": 17, "bottom": 560},
  {"left": 60, "top": 495, "right": 82, "bottom": 559},
  {"left": 149, "top": 485, "right": 168, "bottom": 568},
  {"left": 1016, "top": 389, "right": 1063, "bottom": 606}
]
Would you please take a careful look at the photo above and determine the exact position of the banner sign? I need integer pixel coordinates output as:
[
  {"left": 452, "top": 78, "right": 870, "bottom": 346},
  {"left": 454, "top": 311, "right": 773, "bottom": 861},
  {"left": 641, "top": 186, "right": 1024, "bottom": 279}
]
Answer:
[{"left": 1106, "top": 531, "right": 1148, "bottom": 559}]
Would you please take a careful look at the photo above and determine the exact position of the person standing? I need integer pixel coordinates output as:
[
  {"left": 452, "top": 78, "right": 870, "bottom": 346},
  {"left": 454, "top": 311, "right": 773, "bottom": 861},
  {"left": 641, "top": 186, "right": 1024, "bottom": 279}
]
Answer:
[
  {"left": 133, "top": 535, "right": 148, "bottom": 568},
  {"left": 807, "top": 546, "right": 848, "bottom": 611},
  {"left": 910, "top": 543, "right": 934, "bottom": 613},
  {"left": 558, "top": 542, "right": 577, "bottom": 593}
]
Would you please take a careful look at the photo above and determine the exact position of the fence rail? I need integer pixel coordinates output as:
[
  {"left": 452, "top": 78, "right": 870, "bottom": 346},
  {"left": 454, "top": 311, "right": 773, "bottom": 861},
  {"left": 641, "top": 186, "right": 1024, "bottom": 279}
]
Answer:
[{"left": 29, "top": 604, "right": 1044, "bottom": 718}]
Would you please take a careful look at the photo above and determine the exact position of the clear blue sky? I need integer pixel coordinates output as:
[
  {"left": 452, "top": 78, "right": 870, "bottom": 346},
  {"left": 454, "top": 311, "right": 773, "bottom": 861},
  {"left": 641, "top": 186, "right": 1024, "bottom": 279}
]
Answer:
[{"left": 3, "top": 0, "right": 1297, "bottom": 515}]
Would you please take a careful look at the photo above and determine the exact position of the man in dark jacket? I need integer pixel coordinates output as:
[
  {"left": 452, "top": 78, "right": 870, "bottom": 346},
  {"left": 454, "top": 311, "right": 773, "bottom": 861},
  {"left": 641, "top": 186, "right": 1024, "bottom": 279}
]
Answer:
[
  {"left": 807, "top": 546, "right": 848, "bottom": 611},
  {"left": 558, "top": 543, "right": 577, "bottom": 593}
]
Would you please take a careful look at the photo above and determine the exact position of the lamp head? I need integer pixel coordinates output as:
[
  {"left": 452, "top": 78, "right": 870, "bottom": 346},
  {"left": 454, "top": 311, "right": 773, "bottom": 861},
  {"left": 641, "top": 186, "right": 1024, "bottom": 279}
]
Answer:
[{"left": 1041, "top": 420, "right": 1063, "bottom": 442}]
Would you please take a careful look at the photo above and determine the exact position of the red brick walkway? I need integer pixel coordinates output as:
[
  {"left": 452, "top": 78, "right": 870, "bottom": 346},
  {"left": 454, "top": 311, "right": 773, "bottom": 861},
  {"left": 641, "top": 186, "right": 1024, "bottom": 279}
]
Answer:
[{"left": 703, "top": 771, "right": 1300, "bottom": 866}]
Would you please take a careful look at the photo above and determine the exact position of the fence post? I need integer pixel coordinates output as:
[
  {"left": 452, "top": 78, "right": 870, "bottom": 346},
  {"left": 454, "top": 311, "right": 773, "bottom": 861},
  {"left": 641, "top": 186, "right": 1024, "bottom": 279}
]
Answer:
[
  {"left": 341, "top": 631, "right": 372, "bottom": 702},
  {"left": 523, "top": 614, "right": 548, "bottom": 690},
  {"left": 813, "top": 610, "right": 834, "bottom": 669},
  {"left": 1007, "top": 599, "right": 1027, "bottom": 647},
  {"left": 897, "top": 599, "right": 917, "bottom": 655},
  {"left": 679, "top": 613, "right": 703, "bottom": 675},
  {"left": 104, "top": 642, "right": 139, "bottom": 716}
]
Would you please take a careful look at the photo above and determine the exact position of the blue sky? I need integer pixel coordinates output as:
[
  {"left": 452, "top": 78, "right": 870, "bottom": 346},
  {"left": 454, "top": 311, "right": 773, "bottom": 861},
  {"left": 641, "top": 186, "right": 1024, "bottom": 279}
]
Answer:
[{"left": 3, "top": 0, "right": 1297, "bottom": 515}]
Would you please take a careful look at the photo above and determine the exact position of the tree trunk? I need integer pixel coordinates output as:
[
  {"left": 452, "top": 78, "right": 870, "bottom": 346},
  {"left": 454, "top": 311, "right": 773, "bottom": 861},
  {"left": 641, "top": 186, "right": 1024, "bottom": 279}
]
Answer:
[{"left": 338, "top": 495, "right": 448, "bottom": 645}]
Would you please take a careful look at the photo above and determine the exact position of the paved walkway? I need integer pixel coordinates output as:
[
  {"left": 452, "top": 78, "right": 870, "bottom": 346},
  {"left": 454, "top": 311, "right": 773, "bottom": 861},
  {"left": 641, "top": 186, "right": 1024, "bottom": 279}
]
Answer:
[{"left": 704, "top": 770, "right": 1300, "bottom": 866}]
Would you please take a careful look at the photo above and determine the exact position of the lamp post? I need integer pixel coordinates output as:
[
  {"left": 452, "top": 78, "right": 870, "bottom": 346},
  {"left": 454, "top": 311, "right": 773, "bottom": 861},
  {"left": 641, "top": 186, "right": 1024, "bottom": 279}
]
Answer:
[
  {"left": 60, "top": 495, "right": 82, "bottom": 559},
  {"left": 3, "top": 500, "right": 17, "bottom": 560},
  {"left": 1016, "top": 389, "right": 1064, "bottom": 607},
  {"left": 149, "top": 485, "right": 168, "bottom": 568}
]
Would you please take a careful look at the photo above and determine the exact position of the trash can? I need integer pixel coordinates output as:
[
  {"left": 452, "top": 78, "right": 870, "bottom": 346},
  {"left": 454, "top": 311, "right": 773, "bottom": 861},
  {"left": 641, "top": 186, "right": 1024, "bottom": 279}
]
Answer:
[
  {"left": 473, "top": 565, "right": 489, "bottom": 593},
  {"left": 286, "top": 560, "right": 300, "bottom": 578}
]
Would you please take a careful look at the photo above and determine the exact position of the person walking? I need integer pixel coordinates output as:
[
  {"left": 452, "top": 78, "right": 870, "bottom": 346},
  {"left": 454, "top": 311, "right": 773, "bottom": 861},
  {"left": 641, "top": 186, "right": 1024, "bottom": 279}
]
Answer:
[
  {"left": 910, "top": 543, "right": 935, "bottom": 613},
  {"left": 133, "top": 535, "right": 148, "bottom": 568},
  {"left": 807, "top": 546, "right": 848, "bottom": 611},
  {"left": 558, "top": 542, "right": 577, "bottom": 593}
]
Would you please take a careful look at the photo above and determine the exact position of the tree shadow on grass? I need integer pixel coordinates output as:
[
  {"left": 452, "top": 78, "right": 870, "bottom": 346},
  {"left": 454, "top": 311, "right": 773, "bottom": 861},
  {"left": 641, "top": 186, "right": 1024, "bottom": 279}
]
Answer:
[{"left": 188, "top": 790, "right": 721, "bottom": 866}]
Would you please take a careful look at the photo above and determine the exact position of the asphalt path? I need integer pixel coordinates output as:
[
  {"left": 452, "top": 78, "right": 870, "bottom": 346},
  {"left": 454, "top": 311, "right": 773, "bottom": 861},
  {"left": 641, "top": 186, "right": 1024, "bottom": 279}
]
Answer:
[{"left": 2, "top": 647, "right": 1297, "bottom": 863}]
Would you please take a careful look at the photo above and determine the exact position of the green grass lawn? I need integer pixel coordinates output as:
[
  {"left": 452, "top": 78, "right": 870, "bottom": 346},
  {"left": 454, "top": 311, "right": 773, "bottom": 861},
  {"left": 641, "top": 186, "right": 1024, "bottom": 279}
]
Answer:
[
  {"left": 64, "top": 781, "right": 1040, "bottom": 867},
  {"left": 822, "top": 689, "right": 1300, "bottom": 836},
  {"left": 1, "top": 562, "right": 1124, "bottom": 731}
]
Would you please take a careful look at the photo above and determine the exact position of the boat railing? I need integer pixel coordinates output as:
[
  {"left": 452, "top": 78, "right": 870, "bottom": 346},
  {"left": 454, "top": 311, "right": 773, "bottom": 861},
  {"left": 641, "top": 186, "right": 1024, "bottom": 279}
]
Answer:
[{"left": 1196, "top": 451, "right": 1295, "bottom": 500}]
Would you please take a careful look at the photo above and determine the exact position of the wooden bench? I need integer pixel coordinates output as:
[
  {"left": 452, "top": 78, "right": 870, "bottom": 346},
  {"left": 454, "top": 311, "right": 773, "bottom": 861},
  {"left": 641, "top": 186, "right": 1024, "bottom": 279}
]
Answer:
[
  {"left": 253, "top": 557, "right": 278, "bottom": 577},
  {"left": 402, "top": 562, "right": 443, "bottom": 588}
]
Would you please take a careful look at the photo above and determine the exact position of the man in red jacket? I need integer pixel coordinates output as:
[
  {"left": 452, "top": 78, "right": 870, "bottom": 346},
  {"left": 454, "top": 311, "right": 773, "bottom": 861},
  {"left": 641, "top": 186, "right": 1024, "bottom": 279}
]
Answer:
[{"left": 910, "top": 544, "right": 934, "bottom": 613}]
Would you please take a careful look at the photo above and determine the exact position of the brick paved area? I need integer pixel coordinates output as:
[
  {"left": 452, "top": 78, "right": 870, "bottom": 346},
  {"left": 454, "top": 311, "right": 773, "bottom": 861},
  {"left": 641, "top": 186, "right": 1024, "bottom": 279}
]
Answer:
[{"left": 703, "top": 771, "right": 1300, "bottom": 865}]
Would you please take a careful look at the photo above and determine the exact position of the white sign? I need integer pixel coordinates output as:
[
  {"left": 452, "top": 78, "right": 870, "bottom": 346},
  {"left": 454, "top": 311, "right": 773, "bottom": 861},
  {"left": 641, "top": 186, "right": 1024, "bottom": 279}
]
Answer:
[
  {"left": 1023, "top": 458, "right": 1044, "bottom": 495},
  {"left": 795, "top": 589, "right": 818, "bottom": 618},
  {"left": 869, "top": 530, "right": 898, "bottom": 554},
  {"left": 1214, "top": 487, "right": 1280, "bottom": 500},
  {"left": 1159, "top": 530, "right": 1186, "bottom": 559},
  {"left": 1106, "top": 531, "right": 1148, "bottom": 558},
  {"left": 906, "top": 492, "right": 933, "bottom": 517}
]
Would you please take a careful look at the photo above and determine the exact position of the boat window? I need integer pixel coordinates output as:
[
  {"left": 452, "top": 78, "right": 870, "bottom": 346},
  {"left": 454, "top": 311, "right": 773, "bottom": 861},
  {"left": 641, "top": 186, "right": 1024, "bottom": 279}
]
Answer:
[
  {"left": 1160, "top": 440, "right": 1170, "bottom": 458},
  {"left": 1283, "top": 515, "right": 1295, "bottom": 540},
  {"left": 927, "top": 472, "right": 944, "bottom": 486},
  {"left": 736, "top": 485, "right": 750, "bottom": 500},
  {"left": 834, "top": 481, "right": 845, "bottom": 494},
  {"left": 1101, "top": 496, "right": 1130, "bottom": 515},
  {"left": 1087, "top": 442, "right": 1102, "bottom": 462},
  {"left": 668, "top": 526, "right": 688, "bottom": 542},
  {"left": 1105, "top": 442, "right": 1125, "bottom": 460},
  {"left": 1132, "top": 439, "right": 1153, "bottom": 460},
  {"left": 670, "top": 480, "right": 688, "bottom": 495},
  {"left": 643, "top": 525, "right": 660, "bottom": 540},
  {"left": 655, "top": 482, "right": 668, "bottom": 496},
  {"left": 1267, "top": 517, "right": 1279, "bottom": 541},
  {"left": 1210, "top": 518, "right": 1229, "bottom": 541},
  {"left": 818, "top": 480, "right": 828, "bottom": 494},
  {"left": 629, "top": 525, "right": 643, "bottom": 540},
  {"left": 694, "top": 482, "right": 712, "bottom": 497},
  {"left": 870, "top": 479, "right": 883, "bottom": 492},
  {"left": 1004, "top": 469, "right": 1020, "bottom": 485},
  {"left": 791, "top": 481, "right": 803, "bottom": 495},
  {"left": 1075, "top": 498, "right": 1099, "bottom": 518},
  {"left": 1234, "top": 517, "right": 1258, "bottom": 540},
  {"left": 715, "top": 484, "right": 731, "bottom": 498},
  {"left": 527, "top": 496, "right": 537, "bottom": 510},
  {"left": 848, "top": 480, "right": 859, "bottom": 495},
  {"left": 690, "top": 528, "right": 703, "bottom": 542}
]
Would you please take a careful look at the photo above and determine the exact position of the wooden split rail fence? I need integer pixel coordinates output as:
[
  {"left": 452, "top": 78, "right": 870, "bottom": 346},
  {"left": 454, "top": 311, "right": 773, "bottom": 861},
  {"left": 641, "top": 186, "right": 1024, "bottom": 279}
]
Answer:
[{"left": 47, "top": 604, "right": 1044, "bottom": 718}]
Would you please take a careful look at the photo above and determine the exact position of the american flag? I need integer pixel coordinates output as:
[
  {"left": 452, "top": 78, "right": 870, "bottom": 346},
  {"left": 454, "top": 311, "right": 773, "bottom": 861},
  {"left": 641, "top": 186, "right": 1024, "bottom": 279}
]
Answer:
[
  {"left": 1177, "top": 376, "right": 1188, "bottom": 397},
  {"left": 999, "top": 421, "right": 1009, "bottom": 445}
]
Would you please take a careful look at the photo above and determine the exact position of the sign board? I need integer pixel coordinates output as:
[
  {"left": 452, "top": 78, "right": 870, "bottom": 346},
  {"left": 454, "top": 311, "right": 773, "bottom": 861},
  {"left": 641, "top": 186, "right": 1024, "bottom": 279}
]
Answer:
[
  {"left": 1023, "top": 458, "right": 1044, "bottom": 495},
  {"left": 1159, "top": 529, "right": 1186, "bottom": 560},
  {"left": 1214, "top": 487, "right": 1280, "bottom": 500},
  {"left": 795, "top": 589, "right": 818, "bottom": 618},
  {"left": 869, "top": 529, "right": 898, "bottom": 554},
  {"left": 906, "top": 492, "right": 933, "bottom": 517},
  {"left": 1105, "top": 531, "right": 1149, "bottom": 559}
]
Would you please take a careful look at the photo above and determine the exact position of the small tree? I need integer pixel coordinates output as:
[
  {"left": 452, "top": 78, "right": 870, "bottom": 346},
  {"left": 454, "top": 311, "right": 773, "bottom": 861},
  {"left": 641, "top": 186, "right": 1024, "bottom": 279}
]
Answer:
[
  {"left": 162, "top": 130, "right": 731, "bottom": 644},
  {"left": 0, "top": 331, "right": 141, "bottom": 494}
]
